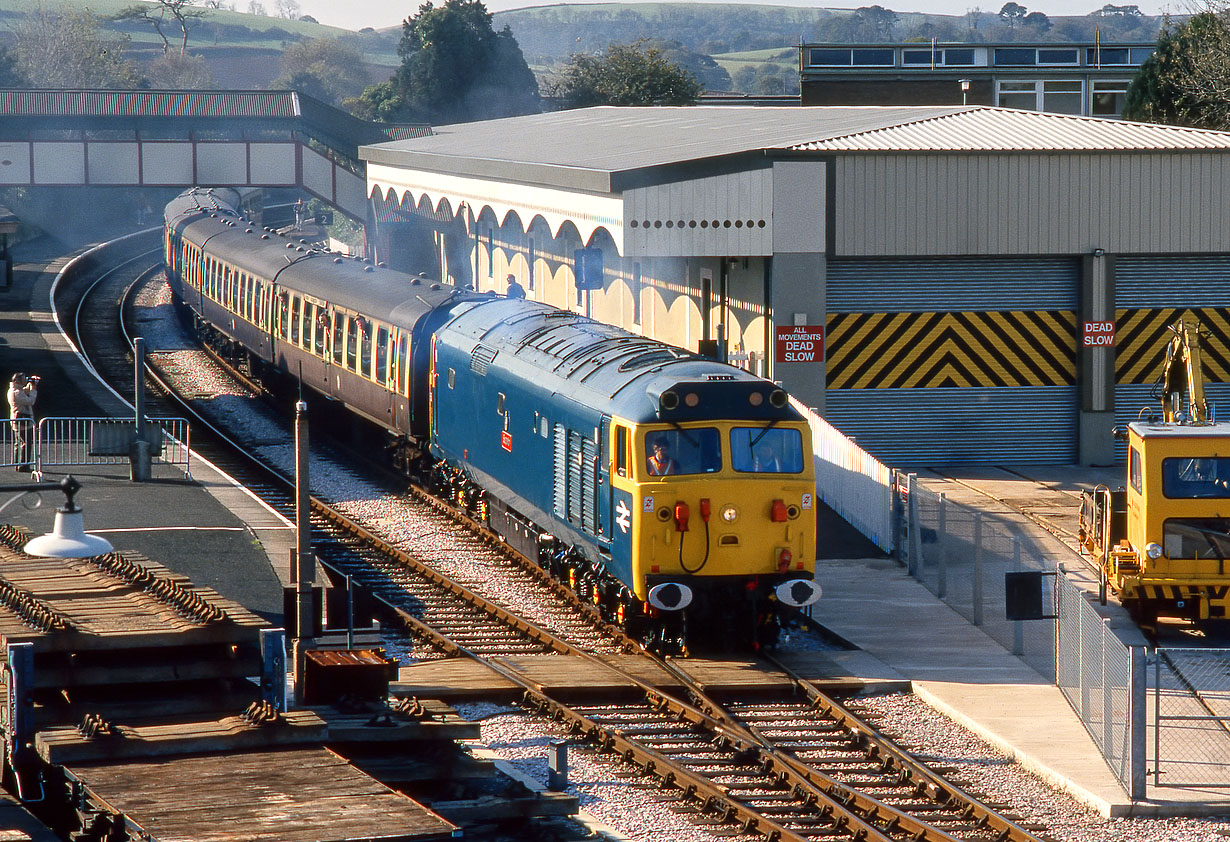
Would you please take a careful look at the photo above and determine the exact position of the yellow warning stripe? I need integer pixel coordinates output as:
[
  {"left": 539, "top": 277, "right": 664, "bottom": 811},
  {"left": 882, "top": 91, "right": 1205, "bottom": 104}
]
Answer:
[
  {"left": 826, "top": 311, "right": 1076, "bottom": 389},
  {"left": 1115, "top": 307, "right": 1230, "bottom": 385}
]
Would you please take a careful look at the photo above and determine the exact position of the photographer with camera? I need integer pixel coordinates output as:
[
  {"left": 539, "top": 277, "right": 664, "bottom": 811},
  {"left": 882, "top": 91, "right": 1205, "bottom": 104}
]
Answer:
[{"left": 7, "top": 373, "right": 38, "bottom": 472}]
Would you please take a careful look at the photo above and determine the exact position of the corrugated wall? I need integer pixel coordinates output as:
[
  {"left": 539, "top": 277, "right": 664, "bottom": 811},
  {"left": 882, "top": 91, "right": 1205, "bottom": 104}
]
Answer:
[{"left": 834, "top": 153, "right": 1230, "bottom": 257}]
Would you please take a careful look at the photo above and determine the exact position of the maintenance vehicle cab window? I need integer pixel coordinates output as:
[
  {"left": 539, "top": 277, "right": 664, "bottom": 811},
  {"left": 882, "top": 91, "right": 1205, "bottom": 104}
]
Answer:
[
  {"left": 730, "top": 427, "right": 804, "bottom": 474},
  {"left": 1162, "top": 457, "right": 1230, "bottom": 498},
  {"left": 643, "top": 429, "right": 720, "bottom": 476},
  {"left": 1163, "top": 517, "right": 1230, "bottom": 559}
]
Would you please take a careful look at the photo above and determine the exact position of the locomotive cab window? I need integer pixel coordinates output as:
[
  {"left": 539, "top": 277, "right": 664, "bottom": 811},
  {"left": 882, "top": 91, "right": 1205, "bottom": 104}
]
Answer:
[
  {"left": 615, "top": 426, "right": 628, "bottom": 477},
  {"left": 730, "top": 427, "right": 804, "bottom": 474},
  {"left": 1130, "top": 447, "right": 1142, "bottom": 493},
  {"left": 644, "top": 428, "right": 720, "bottom": 476},
  {"left": 1162, "top": 456, "right": 1230, "bottom": 498}
]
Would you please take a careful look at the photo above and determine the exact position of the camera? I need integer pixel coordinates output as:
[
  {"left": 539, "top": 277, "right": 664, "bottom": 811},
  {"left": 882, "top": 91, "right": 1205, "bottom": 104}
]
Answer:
[{"left": 27, "top": 375, "right": 39, "bottom": 383}]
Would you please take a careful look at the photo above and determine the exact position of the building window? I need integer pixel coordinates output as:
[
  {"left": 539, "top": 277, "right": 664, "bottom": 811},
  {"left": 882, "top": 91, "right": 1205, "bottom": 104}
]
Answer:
[
  {"left": 945, "top": 48, "right": 976, "bottom": 66},
  {"left": 1043, "top": 80, "right": 1083, "bottom": 114},
  {"left": 995, "top": 47, "right": 1036, "bottom": 66},
  {"left": 1092, "top": 80, "right": 1131, "bottom": 117},
  {"left": 1037, "top": 48, "right": 1079, "bottom": 66},
  {"left": 996, "top": 80, "right": 1083, "bottom": 113},
  {"left": 807, "top": 47, "right": 893, "bottom": 67},
  {"left": 997, "top": 80, "right": 1038, "bottom": 109},
  {"left": 1087, "top": 46, "right": 1153, "bottom": 66}
]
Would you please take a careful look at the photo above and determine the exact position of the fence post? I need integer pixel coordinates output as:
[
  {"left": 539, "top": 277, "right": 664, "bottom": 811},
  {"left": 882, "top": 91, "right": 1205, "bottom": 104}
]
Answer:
[
  {"left": 973, "top": 511, "right": 984, "bottom": 626},
  {"left": 1129, "top": 645, "right": 1146, "bottom": 801},
  {"left": 937, "top": 493, "right": 947, "bottom": 599},
  {"left": 1153, "top": 651, "right": 1161, "bottom": 787},
  {"left": 1012, "top": 536, "right": 1024, "bottom": 655},
  {"left": 908, "top": 474, "right": 922, "bottom": 579}
]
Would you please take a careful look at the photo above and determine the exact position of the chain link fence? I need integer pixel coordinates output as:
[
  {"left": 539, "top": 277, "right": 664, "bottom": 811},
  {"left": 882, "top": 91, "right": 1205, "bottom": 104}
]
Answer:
[
  {"left": 1152, "top": 648, "right": 1230, "bottom": 788},
  {"left": 898, "top": 472, "right": 1146, "bottom": 798},
  {"left": 899, "top": 473, "right": 1058, "bottom": 679}
]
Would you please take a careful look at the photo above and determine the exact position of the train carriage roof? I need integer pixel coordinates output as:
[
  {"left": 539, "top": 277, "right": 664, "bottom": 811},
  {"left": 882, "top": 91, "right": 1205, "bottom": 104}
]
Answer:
[
  {"left": 166, "top": 189, "right": 461, "bottom": 328},
  {"left": 435, "top": 298, "right": 801, "bottom": 425}
]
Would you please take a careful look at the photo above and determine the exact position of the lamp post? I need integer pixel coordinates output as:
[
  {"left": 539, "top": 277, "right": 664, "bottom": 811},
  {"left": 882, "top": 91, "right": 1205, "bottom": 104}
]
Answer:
[
  {"left": 1, "top": 476, "right": 114, "bottom": 558},
  {"left": 959, "top": 79, "right": 972, "bottom": 106}
]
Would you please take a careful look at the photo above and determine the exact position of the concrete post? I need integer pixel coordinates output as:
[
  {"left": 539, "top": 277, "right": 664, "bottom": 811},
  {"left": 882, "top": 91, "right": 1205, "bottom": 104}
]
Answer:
[
  {"left": 130, "top": 337, "right": 152, "bottom": 482},
  {"left": 1130, "top": 645, "right": 1147, "bottom": 800},
  {"left": 293, "top": 401, "right": 314, "bottom": 704},
  {"left": 1079, "top": 251, "right": 1116, "bottom": 466},
  {"left": 973, "top": 512, "right": 984, "bottom": 626}
]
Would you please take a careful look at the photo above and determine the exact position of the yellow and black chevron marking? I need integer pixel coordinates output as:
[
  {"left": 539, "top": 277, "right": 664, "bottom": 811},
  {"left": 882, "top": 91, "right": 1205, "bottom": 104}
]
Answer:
[
  {"left": 1115, "top": 307, "right": 1230, "bottom": 385},
  {"left": 826, "top": 310, "right": 1076, "bottom": 389}
]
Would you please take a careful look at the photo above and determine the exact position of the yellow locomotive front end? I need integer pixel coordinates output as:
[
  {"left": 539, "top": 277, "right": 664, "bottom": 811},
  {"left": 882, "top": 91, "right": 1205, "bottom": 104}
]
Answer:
[
  {"left": 607, "top": 413, "right": 819, "bottom": 651},
  {"left": 1111, "top": 422, "right": 1230, "bottom": 626}
]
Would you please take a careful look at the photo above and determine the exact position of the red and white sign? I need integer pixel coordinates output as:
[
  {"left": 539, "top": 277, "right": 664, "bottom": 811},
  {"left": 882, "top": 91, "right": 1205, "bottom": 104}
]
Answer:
[
  {"left": 501, "top": 431, "right": 513, "bottom": 452},
  {"left": 775, "top": 325, "right": 825, "bottom": 363},
  {"left": 1083, "top": 321, "right": 1115, "bottom": 347}
]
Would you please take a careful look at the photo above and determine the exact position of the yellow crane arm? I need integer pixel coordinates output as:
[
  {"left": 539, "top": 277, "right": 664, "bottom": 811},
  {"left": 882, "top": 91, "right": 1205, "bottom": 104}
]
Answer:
[{"left": 1161, "top": 318, "right": 1210, "bottom": 424}]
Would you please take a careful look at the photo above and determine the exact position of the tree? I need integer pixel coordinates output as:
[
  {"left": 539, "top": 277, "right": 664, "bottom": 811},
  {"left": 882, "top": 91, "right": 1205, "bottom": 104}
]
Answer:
[
  {"left": 1093, "top": 4, "right": 1143, "bottom": 16},
  {"left": 114, "top": 0, "right": 208, "bottom": 56},
  {"left": 0, "top": 43, "right": 24, "bottom": 87},
  {"left": 271, "top": 38, "right": 370, "bottom": 105},
  {"left": 248, "top": 1, "right": 267, "bottom": 15},
  {"left": 1023, "top": 11, "right": 1052, "bottom": 31},
  {"left": 14, "top": 6, "right": 145, "bottom": 88},
  {"left": 147, "top": 52, "right": 213, "bottom": 87},
  {"left": 551, "top": 40, "right": 701, "bottom": 107},
  {"left": 1124, "top": 11, "right": 1230, "bottom": 129},
  {"left": 275, "top": 0, "right": 300, "bottom": 19},
  {"left": 390, "top": 0, "right": 539, "bottom": 124},
  {"left": 344, "top": 81, "right": 408, "bottom": 122},
  {"left": 999, "top": 2, "right": 1027, "bottom": 27}
]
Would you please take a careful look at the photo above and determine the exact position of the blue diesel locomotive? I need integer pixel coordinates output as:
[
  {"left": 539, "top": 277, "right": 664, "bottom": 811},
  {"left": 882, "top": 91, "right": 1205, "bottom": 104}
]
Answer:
[{"left": 164, "top": 188, "right": 821, "bottom": 652}]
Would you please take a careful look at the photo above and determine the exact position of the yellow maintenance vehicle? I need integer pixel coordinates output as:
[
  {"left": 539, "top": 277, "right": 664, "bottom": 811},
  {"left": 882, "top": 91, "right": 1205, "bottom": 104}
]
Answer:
[{"left": 1079, "top": 318, "right": 1230, "bottom": 629}]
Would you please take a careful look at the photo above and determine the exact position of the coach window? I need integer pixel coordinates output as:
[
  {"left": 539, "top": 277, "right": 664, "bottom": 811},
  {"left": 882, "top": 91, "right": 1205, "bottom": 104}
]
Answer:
[
  {"left": 290, "top": 297, "right": 302, "bottom": 345},
  {"left": 345, "top": 317, "right": 359, "bottom": 371},
  {"left": 314, "top": 306, "right": 326, "bottom": 357},
  {"left": 360, "top": 319, "right": 373, "bottom": 378},
  {"left": 376, "top": 326, "right": 389, "bottom": 383},
  {"left": 332, "top": 312, "right": 344, "bottom": 364}
]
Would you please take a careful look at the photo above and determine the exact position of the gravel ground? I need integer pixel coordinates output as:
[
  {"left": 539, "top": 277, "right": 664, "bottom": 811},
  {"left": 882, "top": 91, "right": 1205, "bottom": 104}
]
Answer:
[{"left": 131, "top": 275, "right": 1230, "bottom": 842}]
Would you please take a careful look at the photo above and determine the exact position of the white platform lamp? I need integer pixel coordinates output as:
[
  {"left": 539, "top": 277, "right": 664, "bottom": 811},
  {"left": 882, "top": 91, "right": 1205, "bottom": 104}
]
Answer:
[{"left": 2, "top": 476, "right": 114, "bottom": 558}]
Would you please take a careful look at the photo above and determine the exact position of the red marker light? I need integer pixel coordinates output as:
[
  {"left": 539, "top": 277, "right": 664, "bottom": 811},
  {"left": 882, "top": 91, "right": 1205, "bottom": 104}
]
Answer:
[
  {"left": 778, "top": 548, "right": 792, "bottom": 571},
  {"left": 699, "top": 498, "right": 711, "bottom": 522},
  {"left": 674, "top": 501, "right": 690, "bottom": 532},
  {"left": 770, "top": 499, "right": 789, "bottom": 522}
]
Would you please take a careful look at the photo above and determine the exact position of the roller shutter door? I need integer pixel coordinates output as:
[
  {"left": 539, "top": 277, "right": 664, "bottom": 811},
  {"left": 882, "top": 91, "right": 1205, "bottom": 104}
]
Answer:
[
  {"left": 824, "top": 257, "right": 1079, "bottom": 465},
  {"left": 1113, "top": 256, "right": 1230, "bottom": 460}
]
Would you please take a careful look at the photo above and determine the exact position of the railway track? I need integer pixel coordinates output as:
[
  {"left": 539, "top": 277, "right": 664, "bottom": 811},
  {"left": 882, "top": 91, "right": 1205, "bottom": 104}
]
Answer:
[{"left": 56, "top": 238, "right": 1053, "bottom": 842}]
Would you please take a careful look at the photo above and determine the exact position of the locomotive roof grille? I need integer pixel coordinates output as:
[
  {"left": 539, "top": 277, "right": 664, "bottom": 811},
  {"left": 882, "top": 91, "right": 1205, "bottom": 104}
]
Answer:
[{"left": 470, "top": 345, "right": 497, "bottom": 375}]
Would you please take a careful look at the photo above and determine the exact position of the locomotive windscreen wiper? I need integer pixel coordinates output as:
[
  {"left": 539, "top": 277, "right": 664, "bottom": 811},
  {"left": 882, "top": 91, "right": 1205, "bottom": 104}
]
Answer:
[{"left": 749, "top": 419, "right": 779, "bottom": 450}]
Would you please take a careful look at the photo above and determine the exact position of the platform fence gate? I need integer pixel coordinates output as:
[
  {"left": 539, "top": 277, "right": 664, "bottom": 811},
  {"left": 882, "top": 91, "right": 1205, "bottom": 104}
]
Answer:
[
  {"left": 1151, "top": 648, "right": 1230, "bottom": 789},
  {"left": 36, "top": 417, "right": 192, "bottom": 476},
  {"left": 0, "top": 417, "right": 35, "bottom": 471}
]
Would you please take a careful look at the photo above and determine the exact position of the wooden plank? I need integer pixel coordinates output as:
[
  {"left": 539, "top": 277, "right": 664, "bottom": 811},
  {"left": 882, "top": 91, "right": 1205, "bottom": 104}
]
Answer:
[
  {"left": 432, "top": 792, "right": 579, "bottom": 822},
  {"left": 36, "top": 711, "right": 328, "bottom": 764},
  {"left": 70, "top": 747, "right": 458, "bottom": 842}
]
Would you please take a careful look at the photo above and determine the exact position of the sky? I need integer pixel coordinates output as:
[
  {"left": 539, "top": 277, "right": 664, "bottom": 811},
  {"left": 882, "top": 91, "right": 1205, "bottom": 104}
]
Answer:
[{"left": 295, "top": 0, "right": 1183, "bottom": 31}]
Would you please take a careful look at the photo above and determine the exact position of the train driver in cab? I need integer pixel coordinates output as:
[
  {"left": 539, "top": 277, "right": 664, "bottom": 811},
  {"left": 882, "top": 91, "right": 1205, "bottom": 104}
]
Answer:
[{"left": 647, "top": 436, "right": 680, "bottom": 476}]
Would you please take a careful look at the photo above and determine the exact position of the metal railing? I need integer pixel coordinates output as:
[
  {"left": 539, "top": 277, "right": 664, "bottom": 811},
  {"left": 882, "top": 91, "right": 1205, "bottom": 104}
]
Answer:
[
  {"left": 34, "top": 417, "right": 191, "bottom": 476},
  {"left": 0, "top": 417, "right": 35, "bottom": 471}
]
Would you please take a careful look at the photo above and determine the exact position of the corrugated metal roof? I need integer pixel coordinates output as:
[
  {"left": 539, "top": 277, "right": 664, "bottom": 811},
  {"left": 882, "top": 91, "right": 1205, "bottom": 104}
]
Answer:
[
  {"left": 0, "top": 90, "right": 303, "bottom": 118},
  {"left": 361, "top": 105, "right": 1230, "bottom": 194},
  {"left": 791, "top": 107, "right": 1230, "bottom": 152},
  {"left": 361, "top": 105, "right": 968, "bottom": 175}
]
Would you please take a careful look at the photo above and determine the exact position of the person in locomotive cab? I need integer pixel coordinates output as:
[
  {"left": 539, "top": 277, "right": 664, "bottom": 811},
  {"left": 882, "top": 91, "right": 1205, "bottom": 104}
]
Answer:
[
  {"left": 753, "top": 442, "right": 783, "bottom": 473},
  {"left": 647, "top": 436, "right": 680, "bottom": 476},
  {"left": 7, "top": 373, "right": 38, "bottom": 472},
  {"left": 505, "top": 274, "right": 526, "bottom": 299}
]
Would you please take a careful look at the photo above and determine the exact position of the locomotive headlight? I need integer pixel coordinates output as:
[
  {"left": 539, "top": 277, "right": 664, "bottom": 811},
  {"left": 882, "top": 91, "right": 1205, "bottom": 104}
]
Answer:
[
  {"left": 1145, "top": 542, "right": 1164, "bottom": 560},
  {"left": 721, "top": 504, "right": 739, "bottom": 523}
]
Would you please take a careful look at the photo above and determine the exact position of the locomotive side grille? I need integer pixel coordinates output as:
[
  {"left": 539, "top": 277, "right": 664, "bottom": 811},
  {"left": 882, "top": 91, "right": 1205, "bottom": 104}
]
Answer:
[
  {"left": 568, "top": 431, "right": 584, "bottom": 526},
  {"left": 553, "top": 424, "right": 568, "bottom": 519},
  {"left": 470, "top": 345, "right": 497, "bottom": 375},
  {"left": 581, "top": 437, "right": 597, "bottom": 534}
]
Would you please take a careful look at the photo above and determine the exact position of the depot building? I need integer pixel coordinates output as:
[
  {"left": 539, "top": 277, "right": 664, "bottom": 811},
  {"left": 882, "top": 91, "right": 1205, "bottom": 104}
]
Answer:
[{"left": 358, "top": 106, "right": 1230, "bottom": 466}]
